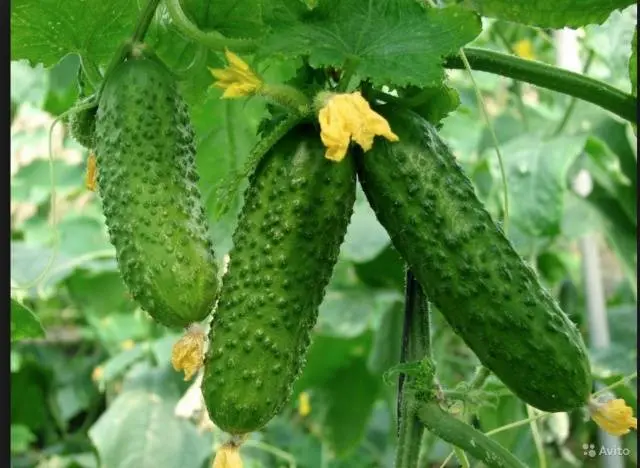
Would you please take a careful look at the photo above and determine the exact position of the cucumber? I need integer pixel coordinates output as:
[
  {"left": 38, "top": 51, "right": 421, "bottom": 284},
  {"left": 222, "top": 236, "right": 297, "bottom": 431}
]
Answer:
[
  {"left": 94, "top": 57, "right": 218, "bottom": 329},
  {"left": 202, "top": 124, "right": 356, "bottom": 434},
  {"left": 68, "top": 101, "right": 97, "bottom": 149},
  {"left": 355, "top": 106, "right": 591, "bottom": 412},
  {"left": 68, "top": 70, "right": 97, "bottom": 149}
]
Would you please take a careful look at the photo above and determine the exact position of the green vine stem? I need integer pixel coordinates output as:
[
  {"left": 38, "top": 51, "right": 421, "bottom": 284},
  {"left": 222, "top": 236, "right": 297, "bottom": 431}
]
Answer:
[
  {"left": 132, "top": 0, "right": 161, "bottom": 43},
  {"left": 446, "top": 47, "right": 637, "bottom": 123},
  {"left": 396, "top": 271, "right": 523, "bottom": 467},
  {"left": 97, "top": 0, "right": 162, "bottom": 97},
  {"left": 79, "top": 56, "right": 103, "bottom": 91},
  {"left": 395, "top": 270, "right": 430, "bottom": 468},
  {"left": 259, "top": 84, "right": 312, "bottom": 114},
  {"left": 418, "top": 401, "right": 527, "bottom": 468},
  {"left": 164, "top": 0, "right": 256, "bottom": 53}
]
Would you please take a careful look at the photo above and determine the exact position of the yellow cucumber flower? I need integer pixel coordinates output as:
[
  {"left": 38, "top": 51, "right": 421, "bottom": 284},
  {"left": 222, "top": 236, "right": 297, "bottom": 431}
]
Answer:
[
  {"left": 317, "top": 91, "right": 399, "bottom": 162},
  {"left": 171, "top": 324, "right": 206, "bottom": 381},
  {"left": 212, "top": 441, "right": 244, "bottom": 468},
  {"left": 209, "top": 49, "right": 262, "bottom": 98},
  {"left": 298, "top": 392, "right": 311, "bottom": 417},
  {"left": 589, "top": 396, "right": 637, "bottom": 436},
  {"left": 85, "top": 152, "right": 97, "bottom": 191},
  {"left": 513, "top": 39, "right": 535, "bottom": 60}
]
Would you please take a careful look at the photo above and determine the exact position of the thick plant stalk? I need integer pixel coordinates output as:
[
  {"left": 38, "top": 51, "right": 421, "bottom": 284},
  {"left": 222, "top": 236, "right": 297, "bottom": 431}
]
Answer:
[
  {"left": 445, "top": 47, "right": 637, "bottom": 123},
  {"left": 395, "top": 270, "right": 430, "bottom": 468},
  {"left": 395, "top": 271, "right": 525, "bottom": 467},
  {"left": 417, "top": 401, "right": 527, "bottom": 468}
]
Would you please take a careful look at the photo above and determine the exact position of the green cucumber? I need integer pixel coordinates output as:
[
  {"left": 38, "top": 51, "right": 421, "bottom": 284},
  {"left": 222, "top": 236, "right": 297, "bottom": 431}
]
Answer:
[
  {"left": 68, "top": 100, "right": 97, "bottom": 149},
  {"left": 355, "top": 106, "right": 591, "bottom": 412},
  {"left": 202, "top": 124, "right": 356, "bottom": 434},
  {"left": 94, "top": 57, "right": 218, "bottom": 329},
  {"left": 68, "top": 70, "right": 98, "bottom": 149}
]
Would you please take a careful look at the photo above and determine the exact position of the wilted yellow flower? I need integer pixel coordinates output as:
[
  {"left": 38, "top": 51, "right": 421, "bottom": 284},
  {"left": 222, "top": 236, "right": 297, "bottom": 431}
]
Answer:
[
  {"left": 212, "top": 443, "right": 243, "bottom": 468},
  {"left": 85, "top": 152, "right": 97, "bottom": 191},
  {"left": 299, "top": 392, "right": 311, "bottom": 417},
  {"left": 317, "top": 92, "right": 399, "bottom": 162},
  {"left": 589, "top": 397, "right": 637, "bottom": 436},
  {"left": 209, "top": 49, "right": 262, "bottom": 98},
  {"left": 513, "top": 39, "right": 535, "bottom": 60},
  {"left": 171, "top": 324, "right": 206, "bottom": 381}
]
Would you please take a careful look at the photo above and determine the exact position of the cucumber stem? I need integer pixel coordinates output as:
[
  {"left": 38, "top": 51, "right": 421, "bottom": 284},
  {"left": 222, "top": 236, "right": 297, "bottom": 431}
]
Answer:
[
  {"left": 163, "top": 0, "right": 257, "bottom": 53},
  {"left": 445, "top": 47, "right": 637, "bottom": 123},
  {"left": 258, "top": 84, "right": 312, "bottom": 115},
  {"left": 395, "top": 270, "right": 430, "bottom": 468},
  {"left": 393, "top": 272, "right": 523, "bottom": 467},
  {"left": 79, "top": 56, "right": 103, "bottom": 91},
  {"left": 418, "top": 401, "right": 528, "bottom": 468},
  {"left": 96, "top": 0, "right": 162, "bottom": 98},
  {"left": 132, "top": 0, "right": 161, "bottom": 43}
]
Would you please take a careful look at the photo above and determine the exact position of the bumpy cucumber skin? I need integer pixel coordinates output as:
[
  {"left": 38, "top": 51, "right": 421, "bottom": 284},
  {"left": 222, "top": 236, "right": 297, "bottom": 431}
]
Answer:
[
  {"left": 69, "top": 105, "right": 97, "bottom": 149},
  {"left": 202, "top": 125, "right": 356, "bottom": 434},
  {"left": 355, "top": 106, "right": 591, "bottom": 412},
  {"left": 94, "top": 58, "right": 218, "bottom": 329}
]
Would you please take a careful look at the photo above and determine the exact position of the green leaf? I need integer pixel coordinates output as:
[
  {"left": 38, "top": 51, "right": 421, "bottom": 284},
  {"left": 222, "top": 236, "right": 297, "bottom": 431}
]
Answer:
[
  {"left": 536, "top": 251, "right": 570, "bottom": 286},
  {"left": 11, "top": 159, "right": 85, "bottom": 206},
  {"left": 11, "top": 360, "right": 54, "bottom": 431},
  {"left": 65, "top": 270, "right": 137, "bottom": 317},
  {"left": 85, "top": 313, "right": 151, "bottom": 351},
  {"left": 146, "top": 11, "right": 224, "bottom": 105},
  {"left": 43, "top": 53, "right": 81, "bottom": 116},
  {"left": 261, "top": 1, "right": 481, "bottom": 88},
  {"left": 93, "top": 346, "right": 147, "bottom": 391},
  {"left": 319, "top": 357, "right": 382, "bottom": 456},
  {"left": 190, "top": 94, "right": 265, "bottom": 257},
  {"left": 475, "top": 380, "right": 529, "bottom": 454},
  {"left": 341, "top": 189, "right": 390, "bottom": 262},
  {"left": 583, "top": 136, "right": 635, "bottom": 224},
  {"left": 497, "top": 134, "right": 587, "bottom": 237},
  {"left": 179, "top": 0, "right": 264, "bottom": 38},
  {"left": 466, "top": 0, "right": 635, "bottom": 28},
  {"left": 11, "top": 298, "right": 45, "bottom": 341},
  {"left": 353, "top": 244, "right": 405, "bottom": 291},
  {"left": 11, "top": 60, "right": 49, "bottom": 107},
  {"left": 584, "top": 183, "right": 637, "bottom": 296},
  {"left": 294, "top": 332, "right": 372, "bottom": 394},
  {"left": 583, "top": 7, "right": 636, "bottom": 92},
  {"left": 11, "top": 0, "right": 139, "bottom": 67},
  {"left": 317, "top": 282, "right": 400, "bottom": 338},
  {"left": 367, "top": 301, "right": 403, "bottom": 375},
  {"left": 400, "top": 83, "right": 461, "bottom": 127},
  {"left": 11, "top": 424, "right": 36, "bottom": 454},
  {"left": 89, "top": 364, "right": 211, "bottom": 468}
]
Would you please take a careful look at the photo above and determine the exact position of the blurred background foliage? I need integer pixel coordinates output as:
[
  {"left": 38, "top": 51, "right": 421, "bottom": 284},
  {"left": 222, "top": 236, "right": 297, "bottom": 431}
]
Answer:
[{"left": 10, "top": 5, "right": 637, "bottom": 468}]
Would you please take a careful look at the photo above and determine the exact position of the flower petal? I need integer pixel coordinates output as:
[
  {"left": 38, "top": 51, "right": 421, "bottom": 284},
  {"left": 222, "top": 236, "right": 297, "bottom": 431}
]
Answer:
[
  {"left": 213, "top": 444, "right": 243, "bottom": 468},
  {"left": 590, "top": 398, "right": 637, "bottom": 436},
  {"left": 171, "top": 325, "right": 205, "bottom": 381},
  {"left": 210, "top": 51, "right": 262, "bottom": 98},
  {"left": 225, "top": 48, "right": 251, "bottom": 72}
]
